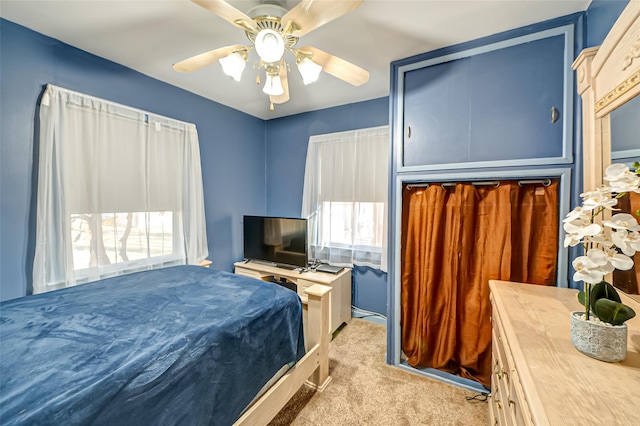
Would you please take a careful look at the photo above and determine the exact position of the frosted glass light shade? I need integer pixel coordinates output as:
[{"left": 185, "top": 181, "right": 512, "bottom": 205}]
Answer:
[
  {"left": 219, "top": 52, "right": 246, "bottom": 81},
  {"left": 263, "top": 74, "right": 284, "bottom": 96},
  {"left": 297, "top": 57, "right": 322, "bottom": 85},
  {"left": 255, "top": 29, "right": 285, "bottom": 64}
]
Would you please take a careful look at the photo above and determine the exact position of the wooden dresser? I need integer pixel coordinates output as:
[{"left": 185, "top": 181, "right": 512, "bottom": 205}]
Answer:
[{"left": 489, "top": 280, "right": 640, "bottom": 425}]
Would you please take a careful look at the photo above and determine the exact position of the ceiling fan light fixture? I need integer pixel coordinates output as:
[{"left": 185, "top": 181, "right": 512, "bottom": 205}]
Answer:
[
  {"left": 179, "top": 0, "right": 369, "bottom": 111},
  {"left": 263, "top": 73, "right": 284, "bottom": 96},
  {"left": 297, "top": 57, "right": 322, "bottom": 85},
  {"left": 219, "top": 51, "right": 247, "bottom": 81},
  {"left": 254, "top": 29, "right": 285, "bottom": 63}
]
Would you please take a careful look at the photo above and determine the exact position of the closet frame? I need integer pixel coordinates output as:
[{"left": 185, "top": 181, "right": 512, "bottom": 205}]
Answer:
[
  {"left": 387, "top": 168, "right": 572, "bottom": 390},
  {"left": 387, "top": 11, "right": 585, "bottom": 389}
]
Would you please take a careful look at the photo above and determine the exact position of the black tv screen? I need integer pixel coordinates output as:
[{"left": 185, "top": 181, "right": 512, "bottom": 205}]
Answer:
[{"left": 243, "top": 215, "right": 308, "bottom": 269}]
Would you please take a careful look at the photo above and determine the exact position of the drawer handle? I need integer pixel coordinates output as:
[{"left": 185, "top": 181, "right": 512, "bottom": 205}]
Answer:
[
  {"left": 509, "top": 399, "right": 516, "bottom": 408},
  {"left": 551, "top": 106, "right": 559, "bottom": 123},
  {"left": 407, "top": 126, "right": 411, "bottom": 139}
]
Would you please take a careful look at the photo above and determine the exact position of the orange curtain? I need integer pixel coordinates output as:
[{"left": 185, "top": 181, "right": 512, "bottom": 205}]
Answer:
[{"left": 401, "top": 180, "right": 559, "bottom": 387}]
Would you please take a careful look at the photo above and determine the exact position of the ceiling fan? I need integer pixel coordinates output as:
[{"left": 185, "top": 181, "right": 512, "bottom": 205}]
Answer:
[{"left": 173, "top": 0, "right": 369, "bottom": 111}]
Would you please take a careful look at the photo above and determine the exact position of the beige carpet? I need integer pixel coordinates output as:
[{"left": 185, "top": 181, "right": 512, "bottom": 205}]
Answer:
[{"left": 269, "top": 319, "right": 489, "bottom": 426}]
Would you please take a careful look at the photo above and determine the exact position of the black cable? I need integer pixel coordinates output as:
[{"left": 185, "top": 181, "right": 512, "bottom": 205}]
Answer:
[{"left": 465, "top": 392, "right": 489, "bottom": 403}]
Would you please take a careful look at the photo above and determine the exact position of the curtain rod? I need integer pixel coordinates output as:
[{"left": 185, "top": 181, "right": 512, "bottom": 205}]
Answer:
[
  {"left": 66, "top": 102, "right": 185, "bottom": 132},
  {"left": 406, "top": 178, "right": 552, "bottom": 189},
  {"left": 518, "top": 179, "right": 552, "bottom": 187},
  {"left": 46, "top": 83, "right": 195, "bottom": 129}
]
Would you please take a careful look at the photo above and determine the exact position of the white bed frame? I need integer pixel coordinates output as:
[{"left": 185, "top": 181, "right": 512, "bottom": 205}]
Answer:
[{"left": 234, "top": 284, "right": 332, "bottom": 425}]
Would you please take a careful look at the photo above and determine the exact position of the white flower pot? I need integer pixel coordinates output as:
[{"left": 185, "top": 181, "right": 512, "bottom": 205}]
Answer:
[{"left": 570, "top": 311, "right": 627, "bottom": 362}]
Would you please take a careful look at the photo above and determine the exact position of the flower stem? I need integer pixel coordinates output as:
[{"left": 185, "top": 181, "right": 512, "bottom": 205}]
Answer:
[{"left": 585, "top": 283, "right": 591, "bottom": 321}]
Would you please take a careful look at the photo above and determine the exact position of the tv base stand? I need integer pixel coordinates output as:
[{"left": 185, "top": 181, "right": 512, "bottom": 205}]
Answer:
[{"left": 234, "top": 261, "right": 351, "bottom": 336}]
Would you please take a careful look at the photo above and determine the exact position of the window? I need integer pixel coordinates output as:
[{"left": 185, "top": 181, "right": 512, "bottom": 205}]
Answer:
[
  {"left": 320, "top": 202, "right": 385, "bottom": 248},
  {"left": 302, "top": 126, "right": 389, "bottom": 271},
  {"left": 70, "top": 212, "right": 178, "bottom": 280},
  {"left": 33, "top": 84, "right": 208, "bottom": 293}
]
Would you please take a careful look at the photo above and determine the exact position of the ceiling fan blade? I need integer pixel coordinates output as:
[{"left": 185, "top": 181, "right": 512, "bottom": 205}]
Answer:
[
  {"left": 301, "top": 46, "right": 369, "bottom": 86},
  {"left": 173, "top": 45, "right": 246, "bottom": 72},
  {"left": 192, "top": 0, "right": 257, "bottom": 32},
  {"left": 281, "top": 0, "right": 363, "bottom": 37},
  {"left": 270, "top": 62, "right": 290, "bottom": 105}
]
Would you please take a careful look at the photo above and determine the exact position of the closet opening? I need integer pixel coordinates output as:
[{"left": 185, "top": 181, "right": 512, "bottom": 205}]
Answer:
[{"left": 400, "top": 178, "right": 560, "bottom": 388}]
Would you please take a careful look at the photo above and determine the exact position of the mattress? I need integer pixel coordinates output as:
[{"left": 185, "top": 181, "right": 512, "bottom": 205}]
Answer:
[{"left": 0, "top": 265, "right": 305, "bottom": 425}]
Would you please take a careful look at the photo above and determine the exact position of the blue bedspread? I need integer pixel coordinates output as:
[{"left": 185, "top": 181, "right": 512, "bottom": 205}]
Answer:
[{"left": 0, "top": 266, "right": 305, "bottom": 425}]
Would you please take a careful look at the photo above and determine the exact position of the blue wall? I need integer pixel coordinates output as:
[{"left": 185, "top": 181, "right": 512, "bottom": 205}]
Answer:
[
  {"left": 0, "top": 0, "right": 630, "bottom": 309},
  {"left": 0, "top": 19, "right": 266, "bottom": 301},
  {"left": 264, "top": 98, "right": 389, "bottom": 314},
  {"left": 586, "top": 0, "right": 629, "bottom": 47}
]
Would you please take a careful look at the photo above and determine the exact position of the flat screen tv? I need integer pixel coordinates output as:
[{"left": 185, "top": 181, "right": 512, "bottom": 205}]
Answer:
[{"left": 243, "top": 215, "right": 308, "bottom": 269}]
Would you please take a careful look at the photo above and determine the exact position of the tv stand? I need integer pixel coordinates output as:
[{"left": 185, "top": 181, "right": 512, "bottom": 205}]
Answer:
[
  {"left": 234, "top": 261, "right": 351, "bottom": 336},
  {"left": 275, "top": 263, "right": 298, "bottom": 271}
]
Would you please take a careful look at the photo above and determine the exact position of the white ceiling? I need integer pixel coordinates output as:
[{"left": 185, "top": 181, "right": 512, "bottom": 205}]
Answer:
[{"left": 1, "top": 0, "right": 591, "bottom": 120}]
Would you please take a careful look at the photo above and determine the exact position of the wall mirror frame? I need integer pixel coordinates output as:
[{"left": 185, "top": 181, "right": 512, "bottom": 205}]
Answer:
[{"left": 573, "top": 1, "right": 640, "bottom": 302}]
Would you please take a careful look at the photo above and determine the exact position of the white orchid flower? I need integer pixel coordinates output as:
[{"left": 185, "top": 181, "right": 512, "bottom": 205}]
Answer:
[
  {"left": 627, "top": 231, "right": 640, "bottom": 252},
  {"left": 603, "top": 213, "right": 640, "bottom": 232},
  {"left": 607, "top": 252, "right": 634, "bottom": 271},
  {"left": 590, "top": 247, "right": 633, "bottom": 272},
  {"left": 604, "top": 163, "right": 630, "bottom": 180},
  {"left": 611, "top": 229, "right": 640, "bottom": 257},
  {"left": 572, "top": 255, "right": 605, "bottom": 283},
  {"left": 563, "top": 221, "right": 601, "bottom": 237},
  {"left": 586, "top": 248, "right": 609, "bottom": 265},
  {"left": 604, "top": 164, "right": 640, "bottom": 193},
  {"left": 568, "top": 163, "right": 639, "bottom": 286},
  {"left": 563, "top": 206, "right": 590, "bottom": 223},
  {"left": 564, "top": 233, "right": 582, "bottom": 247},
  {"left": 562, "top": 220, "right": 603, "bottom": 247},
  {"left": 609, "top": 179, "right": 640, "bottom": 194},
  {"left": 589, "top": 233, "right": 614, "bottom": 248},
  {"left": 580, "top": 188, "right": 618, "bottom": 211}
]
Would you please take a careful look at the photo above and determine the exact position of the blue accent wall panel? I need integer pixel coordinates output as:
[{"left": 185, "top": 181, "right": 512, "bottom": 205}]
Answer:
[
  {"left": 469, "top": 35, "right": 565, "bottom": 161},
  {"left": 586, "top": 0, "right": 630, "bottom": 47},
  {"left": 264, "top": 98, "right": 389, "bottom": 314},
  {"left": 403, "top": 58, "right": 472, "bottom": 166},
  {"left": 0, "top": 19, "right": 266, "bottom": 301}
]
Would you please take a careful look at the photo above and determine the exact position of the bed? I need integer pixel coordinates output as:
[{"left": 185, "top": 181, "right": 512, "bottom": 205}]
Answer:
[{"left": 0, "top": 265, "right": 331, "bottom": 425}]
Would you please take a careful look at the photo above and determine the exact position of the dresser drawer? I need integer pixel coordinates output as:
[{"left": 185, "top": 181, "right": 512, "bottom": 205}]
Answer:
[
  {"left": 489, "top": 393, "right": 498, "bottom": 426},
  {"left": 492, "top": 296, "right": 532, "bottom": 426},
  {"left": 490, "top": 383, "right": 510, "bottom": 425},
  {"left": 492, "top": 329, "right": 510, "bottom": 389},
  {"left": 508, "top": 370, "right": 534, "bottom": 426}
]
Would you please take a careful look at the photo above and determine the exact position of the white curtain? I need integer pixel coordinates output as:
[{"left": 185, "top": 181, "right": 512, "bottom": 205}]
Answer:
[
  {"left": 33, "top": 84, "right": 208, "bottom": 294},
  {"left": 302, "top": 126, "right": 389, "bottom": 272}
]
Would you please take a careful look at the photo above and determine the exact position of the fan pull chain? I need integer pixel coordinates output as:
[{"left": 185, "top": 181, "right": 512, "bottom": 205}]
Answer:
[
  {"left": 270, "top": 102, "right": 274, "bottom": 111},
  {"left": 256, "top": 75, "right": 261, "bottom": 85}
]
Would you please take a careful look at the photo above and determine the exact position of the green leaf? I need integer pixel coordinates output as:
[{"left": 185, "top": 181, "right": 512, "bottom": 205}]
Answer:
[
  {"left": 593, "top": 299, "right": 637, "bottom": 326},
  {"left": 577, "top": 291, "right": 588, "bottom": 308},
  {"left": 589, "top": 282, "right": 621, "bottom": 310}
]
